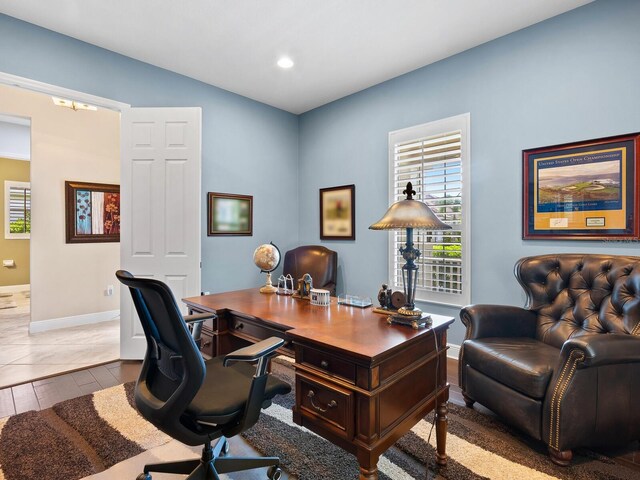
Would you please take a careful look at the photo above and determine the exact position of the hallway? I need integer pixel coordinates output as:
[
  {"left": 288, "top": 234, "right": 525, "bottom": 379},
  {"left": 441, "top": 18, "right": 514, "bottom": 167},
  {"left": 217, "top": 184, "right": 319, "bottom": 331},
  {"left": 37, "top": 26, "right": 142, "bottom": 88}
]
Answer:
[{"left": 0, "top": 289, "right": 119, "bottom": 388}]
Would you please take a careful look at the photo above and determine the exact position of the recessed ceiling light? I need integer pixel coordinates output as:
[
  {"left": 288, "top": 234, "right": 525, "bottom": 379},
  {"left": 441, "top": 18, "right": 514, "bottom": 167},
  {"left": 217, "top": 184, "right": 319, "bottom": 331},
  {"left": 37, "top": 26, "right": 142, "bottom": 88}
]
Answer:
[{"left": 277, "top": 57, "right": 294, "bottom": 69}]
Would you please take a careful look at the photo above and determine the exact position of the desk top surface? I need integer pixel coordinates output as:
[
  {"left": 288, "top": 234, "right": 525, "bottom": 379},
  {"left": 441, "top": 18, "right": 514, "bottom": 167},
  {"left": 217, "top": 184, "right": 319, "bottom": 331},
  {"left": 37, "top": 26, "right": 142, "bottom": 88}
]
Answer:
[{"left": 183, "top": 289, "right": 455, "bottom": 362}]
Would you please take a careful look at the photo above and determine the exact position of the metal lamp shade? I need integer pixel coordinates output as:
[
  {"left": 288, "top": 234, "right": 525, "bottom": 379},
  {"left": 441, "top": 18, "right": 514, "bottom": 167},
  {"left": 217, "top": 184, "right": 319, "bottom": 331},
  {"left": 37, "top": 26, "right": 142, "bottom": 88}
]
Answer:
[{"left": 369, "top": 199, "right": 451, "bottom": 231}]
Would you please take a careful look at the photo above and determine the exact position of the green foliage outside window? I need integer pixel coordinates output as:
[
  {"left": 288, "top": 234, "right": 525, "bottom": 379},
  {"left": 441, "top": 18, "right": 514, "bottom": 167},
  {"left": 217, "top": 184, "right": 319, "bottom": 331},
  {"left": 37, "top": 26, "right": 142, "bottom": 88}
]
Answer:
[{"left": 9, "top": 210, "right": 30, "bottom": 234}]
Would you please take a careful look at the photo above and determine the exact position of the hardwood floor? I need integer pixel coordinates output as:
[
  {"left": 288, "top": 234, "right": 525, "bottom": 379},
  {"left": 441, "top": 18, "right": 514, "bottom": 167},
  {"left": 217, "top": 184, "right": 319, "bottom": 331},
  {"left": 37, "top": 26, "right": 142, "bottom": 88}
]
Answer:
[
  {"left": 1, "top": 357, "right": 639, "bottom": 477},
  {"left": 0, "top": 360, "right": 140, "bottom": 417}
]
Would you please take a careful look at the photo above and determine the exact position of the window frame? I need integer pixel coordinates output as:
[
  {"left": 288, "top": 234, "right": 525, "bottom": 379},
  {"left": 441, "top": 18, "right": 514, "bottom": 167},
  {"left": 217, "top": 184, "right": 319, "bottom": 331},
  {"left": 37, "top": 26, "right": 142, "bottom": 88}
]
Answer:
[
  {"left": 387, "top": 113, "right": 471, "bottom": 307},
  {"left": 4, "top": 180, "right": 31, "bottom": 240}
]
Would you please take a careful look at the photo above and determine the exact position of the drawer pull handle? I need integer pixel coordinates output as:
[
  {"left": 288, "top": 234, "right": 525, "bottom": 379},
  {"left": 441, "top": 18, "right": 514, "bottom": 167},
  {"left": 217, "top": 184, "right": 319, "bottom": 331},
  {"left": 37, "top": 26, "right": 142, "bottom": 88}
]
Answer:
[
  {"left": 307, "top": 390, "right": 337, "bottom": 413},
  {"left": 235, "top": 323, "right": 244, "bottom": 330},
  {"left": 320, "top": 360, "right": 329, "bottom": 369}
]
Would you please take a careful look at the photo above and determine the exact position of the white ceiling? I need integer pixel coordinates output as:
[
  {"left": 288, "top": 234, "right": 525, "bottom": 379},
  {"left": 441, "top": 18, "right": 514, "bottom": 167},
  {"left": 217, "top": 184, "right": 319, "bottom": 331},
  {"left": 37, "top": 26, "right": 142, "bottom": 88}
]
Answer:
[{"left": 0, "top": 0, "right": 593, "bottom": 114}]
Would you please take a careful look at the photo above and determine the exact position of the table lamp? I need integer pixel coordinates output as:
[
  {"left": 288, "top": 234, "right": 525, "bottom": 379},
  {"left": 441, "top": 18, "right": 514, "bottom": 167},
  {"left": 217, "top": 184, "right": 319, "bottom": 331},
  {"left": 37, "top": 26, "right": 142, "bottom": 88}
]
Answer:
[{"left": 369, "top": 181, "right": 451, "bottom": 328}]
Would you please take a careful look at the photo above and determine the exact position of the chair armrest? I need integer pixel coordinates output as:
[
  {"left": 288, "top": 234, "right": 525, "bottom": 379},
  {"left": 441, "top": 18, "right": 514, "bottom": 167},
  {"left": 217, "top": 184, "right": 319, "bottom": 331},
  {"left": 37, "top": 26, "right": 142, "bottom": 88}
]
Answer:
[
  {"left": 221, "top": 337, "right": 286, "bottom": 438},
  {"left": 460, "top": 304, "right": 537, "bottom": 340},
  {"left": 223, "top": 337, "right": 284, "bottom": 370},
  {"left": 561, "top": 334, "right": 640, "bottom": 368},
  {"left": 183, "top": 313, "right": 216, "bottom": 345},
  {"left": 184, "top": 312, "right": 216, "bottom": 324}
]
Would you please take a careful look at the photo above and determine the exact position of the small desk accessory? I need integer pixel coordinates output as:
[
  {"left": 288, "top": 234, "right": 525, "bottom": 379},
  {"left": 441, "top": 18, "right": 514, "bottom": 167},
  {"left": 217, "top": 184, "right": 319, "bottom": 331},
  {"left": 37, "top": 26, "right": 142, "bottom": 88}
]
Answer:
[
  {"left": 372, "top": 285, "right": 405, "bottom": 315},
  {"left": 310, "top": 288, "right": 330, "bottom": 306},
  {"left": 337, "top": 294, "right": 372, "bottom": 308},
  {"left": 293, "top": 273, "right": 313, "bottom": 299},
  {"left": 369, "top": 181, "right": 451, "bottom": 328},
  {"left": 276, "top": 274, "right": 294, "bottom": 295},
  {"left": 253, "top": 242, "right": 281, "bottom": 294}
]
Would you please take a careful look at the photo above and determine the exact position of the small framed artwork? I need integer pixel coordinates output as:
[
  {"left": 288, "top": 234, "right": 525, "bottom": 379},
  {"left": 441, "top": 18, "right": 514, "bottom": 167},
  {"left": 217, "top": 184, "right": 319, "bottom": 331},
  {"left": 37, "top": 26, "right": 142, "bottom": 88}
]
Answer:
[
  {"left": 523, "top": 132, "right": 640, "bottom": 240},
  {"left": 320, "top": 184, "right": 355, "bottom": 240},
  {"left": 207, "top": 192, "right": 253, "bottom": 236},
  {"left": 65, "top": 181, "right": 120, "bottom": 243}
]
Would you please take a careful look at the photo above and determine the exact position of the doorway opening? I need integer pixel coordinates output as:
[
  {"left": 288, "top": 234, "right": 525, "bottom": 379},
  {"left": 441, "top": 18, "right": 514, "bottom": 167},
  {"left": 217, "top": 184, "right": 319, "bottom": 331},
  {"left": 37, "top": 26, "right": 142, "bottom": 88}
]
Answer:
[{"left": 0, "top": 82, "right": 123, "bottom": 388}]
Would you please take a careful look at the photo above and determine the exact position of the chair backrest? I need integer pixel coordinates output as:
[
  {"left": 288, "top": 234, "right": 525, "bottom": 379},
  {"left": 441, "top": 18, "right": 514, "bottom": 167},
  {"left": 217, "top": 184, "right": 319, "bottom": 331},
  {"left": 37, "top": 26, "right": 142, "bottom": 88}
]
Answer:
[
  {"left": 116, "top": 270, "right": 206, "bottom": 438},
  {"left": 515, "top": 254, "right": 640, "bottom": 348},
  {"left": 283, "top": 245, "right": 338, "bottom": 295}
]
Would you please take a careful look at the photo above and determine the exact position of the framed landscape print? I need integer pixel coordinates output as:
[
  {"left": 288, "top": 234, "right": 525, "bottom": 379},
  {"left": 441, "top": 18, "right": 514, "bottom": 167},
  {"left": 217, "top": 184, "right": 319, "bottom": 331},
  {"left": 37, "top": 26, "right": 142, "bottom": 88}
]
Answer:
[
  {"left": 207, "top": 192, "right": 253, "bottom": 236},
  {"left": 320, "top": 184, "right": 355, "bottom": 240},
  {"left": 523, "top": 133, "right": 640, "bottom": 240},
  {"left": 65, "top": 181, "right": 120, "bottom": 243}
]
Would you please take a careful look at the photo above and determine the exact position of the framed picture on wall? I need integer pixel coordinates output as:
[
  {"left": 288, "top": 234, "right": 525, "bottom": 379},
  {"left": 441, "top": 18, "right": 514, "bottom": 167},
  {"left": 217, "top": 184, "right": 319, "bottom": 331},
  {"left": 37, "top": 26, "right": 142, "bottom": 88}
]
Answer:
[
  {"left": 207, "top": 192, "right": 253, "bottom": 236},
  {"left": 65, "top": 181, "right": 120, "bottom": 243},
  {"left": 320, "top": 184, "right": 355, "bottom": 240},
  {"left": 523, "top": 132, "right": 640, "bottom": 240}
]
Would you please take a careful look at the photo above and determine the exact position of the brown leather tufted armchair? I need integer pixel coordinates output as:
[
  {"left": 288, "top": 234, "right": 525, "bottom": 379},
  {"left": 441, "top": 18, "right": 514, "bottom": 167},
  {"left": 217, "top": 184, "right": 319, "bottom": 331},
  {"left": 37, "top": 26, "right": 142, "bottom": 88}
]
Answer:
[
  {"left": 282, "top": 245, "right": 338, "bottom": 296},
  {"left": 459, "top": 254, "right": 640, "bottom": 465}
]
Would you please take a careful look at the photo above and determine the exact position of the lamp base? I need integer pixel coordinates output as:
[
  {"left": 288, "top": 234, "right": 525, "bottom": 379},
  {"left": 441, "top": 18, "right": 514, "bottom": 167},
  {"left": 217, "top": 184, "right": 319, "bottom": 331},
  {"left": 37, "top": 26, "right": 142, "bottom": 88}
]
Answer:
[
  {"left": 397, "top": 305, "right": 422, "bottom": 317},
  {"left": 387, "top": 312, "right": 432, "bottom": 329}
]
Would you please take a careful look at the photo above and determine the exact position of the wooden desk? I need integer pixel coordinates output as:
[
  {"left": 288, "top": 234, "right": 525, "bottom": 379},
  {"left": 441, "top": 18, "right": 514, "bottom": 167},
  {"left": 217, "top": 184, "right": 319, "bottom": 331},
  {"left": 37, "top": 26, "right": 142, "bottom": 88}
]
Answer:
[{"left": 184, "top": 289, "right": 454, "bottom": 480}]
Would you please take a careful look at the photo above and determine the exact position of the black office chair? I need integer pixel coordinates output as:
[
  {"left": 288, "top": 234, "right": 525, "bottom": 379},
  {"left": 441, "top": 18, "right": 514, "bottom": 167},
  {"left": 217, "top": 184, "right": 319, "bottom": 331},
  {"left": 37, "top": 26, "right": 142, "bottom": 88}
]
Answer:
[{"left": 116, "top": 271, "right": 291, "bottom": 480}]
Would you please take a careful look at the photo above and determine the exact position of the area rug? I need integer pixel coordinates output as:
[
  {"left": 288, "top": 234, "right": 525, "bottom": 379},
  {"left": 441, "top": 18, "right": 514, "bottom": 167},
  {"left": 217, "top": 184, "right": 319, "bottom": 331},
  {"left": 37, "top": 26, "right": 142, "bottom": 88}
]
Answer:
[
  {"left": 242, "top": 358, "right": 639, "bottom": 480},
  {"left": 0, "top": 382, "right": 171, "bottom": 480},
  {"left": 0, "top": 362, "right": 637, "bottom": 480}
]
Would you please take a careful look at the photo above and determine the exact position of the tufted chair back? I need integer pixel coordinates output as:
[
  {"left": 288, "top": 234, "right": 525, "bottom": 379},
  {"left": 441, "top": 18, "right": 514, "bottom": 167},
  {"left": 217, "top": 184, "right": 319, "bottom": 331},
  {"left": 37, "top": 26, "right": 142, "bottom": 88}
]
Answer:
[{"left": 515, "top": 254, "right": 640, "bottom": 348}]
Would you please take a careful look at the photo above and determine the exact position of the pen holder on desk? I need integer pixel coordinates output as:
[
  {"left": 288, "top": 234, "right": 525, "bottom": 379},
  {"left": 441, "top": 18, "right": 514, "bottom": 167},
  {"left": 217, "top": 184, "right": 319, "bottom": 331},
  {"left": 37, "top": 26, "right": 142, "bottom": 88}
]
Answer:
[
  {"left": 310, "top": 288, "right": 330, "bottom": 306},
  {"left": 277, "top": 274, "right": 294, "bottom": 295}
]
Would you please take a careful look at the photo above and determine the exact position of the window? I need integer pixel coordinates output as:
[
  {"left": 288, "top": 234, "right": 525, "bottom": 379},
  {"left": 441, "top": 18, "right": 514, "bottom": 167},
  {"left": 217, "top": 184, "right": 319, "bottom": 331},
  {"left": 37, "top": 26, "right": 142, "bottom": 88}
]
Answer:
[
  {"left": 4, "top": 181, "right": 31, "bottom": 239},
  {"left": 388, "top": 113, "right": 470, "bottom": 306}
]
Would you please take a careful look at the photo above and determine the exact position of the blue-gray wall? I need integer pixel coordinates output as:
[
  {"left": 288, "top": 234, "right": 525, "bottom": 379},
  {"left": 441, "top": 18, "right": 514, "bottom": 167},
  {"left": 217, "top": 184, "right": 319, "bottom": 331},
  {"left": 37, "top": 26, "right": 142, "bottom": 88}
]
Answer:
[
  {"left": 298, "top": 0, "right": 640, "bottom": 344},
  {"left": 0, "top": 14, "right": 299, "bottom": 293},
  {"left": 2, "top": 1, "right": 639, "bottom": 344}
]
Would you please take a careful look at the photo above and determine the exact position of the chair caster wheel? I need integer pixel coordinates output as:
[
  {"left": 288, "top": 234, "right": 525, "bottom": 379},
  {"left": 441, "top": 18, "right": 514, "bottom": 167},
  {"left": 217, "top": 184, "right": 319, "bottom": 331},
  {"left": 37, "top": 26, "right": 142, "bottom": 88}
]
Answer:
[
  {"left": 267, "top": 465, "right": 282, "bottom": 480},
  {"left": 136, "top": 474, "right": 151, "bottom": 480}
]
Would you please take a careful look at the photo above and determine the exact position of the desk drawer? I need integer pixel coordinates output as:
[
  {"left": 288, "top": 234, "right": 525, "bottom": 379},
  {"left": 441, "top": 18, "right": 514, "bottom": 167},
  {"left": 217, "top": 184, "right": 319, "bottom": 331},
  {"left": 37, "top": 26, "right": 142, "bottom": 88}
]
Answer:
[
  {"left": 296, "top": 373, "right": 354, "bottom": 440},
  {"left": 299, "top": 347, "right": 356, "bottom": 384},
  {"left": 199, "top": 331, "right": 215, "bottom": 357},
  {"left": 229, "top": 316, "right": 284, "bottom": 341}
]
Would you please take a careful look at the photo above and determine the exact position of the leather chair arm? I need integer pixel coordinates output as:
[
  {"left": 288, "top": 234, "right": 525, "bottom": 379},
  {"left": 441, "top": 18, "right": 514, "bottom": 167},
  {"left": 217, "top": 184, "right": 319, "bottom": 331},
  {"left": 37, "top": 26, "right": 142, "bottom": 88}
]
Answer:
[
  {"left": 560, "top": 334, "right": 640, "bottom": 368},
  {"left": 460, "top": 304, "right": 537, "bottom": 340}
]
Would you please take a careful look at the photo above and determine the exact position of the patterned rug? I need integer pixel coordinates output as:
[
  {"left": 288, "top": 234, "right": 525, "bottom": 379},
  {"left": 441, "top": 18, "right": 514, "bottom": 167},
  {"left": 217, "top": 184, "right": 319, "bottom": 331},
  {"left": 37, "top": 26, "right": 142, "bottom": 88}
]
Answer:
[
  {"left": 0, "top": 361, "right": 637, "bottom": 480},
  {"left": 0, "top": 383, "right": 171, "bottom": 480},
  {"left": 242, "top": 358, "right": 639, "bottom": 480}
]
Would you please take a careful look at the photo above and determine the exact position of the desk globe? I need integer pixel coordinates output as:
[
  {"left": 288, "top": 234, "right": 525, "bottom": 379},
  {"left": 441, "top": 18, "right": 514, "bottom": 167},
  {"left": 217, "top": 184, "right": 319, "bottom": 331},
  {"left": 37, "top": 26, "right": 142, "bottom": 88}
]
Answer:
[{"left": 253, "top": 242, "right": 281, "bottom": 294}]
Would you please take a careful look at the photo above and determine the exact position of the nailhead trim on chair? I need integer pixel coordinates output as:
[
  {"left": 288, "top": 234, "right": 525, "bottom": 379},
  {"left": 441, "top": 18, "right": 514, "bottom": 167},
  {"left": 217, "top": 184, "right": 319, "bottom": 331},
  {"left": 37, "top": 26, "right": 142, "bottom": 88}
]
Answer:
[
  {"left": 549, "top": 349, "right": 585, "bottom": 450},
  {"left": 632, "top": 321, "right": 640, "bottom": 335}
]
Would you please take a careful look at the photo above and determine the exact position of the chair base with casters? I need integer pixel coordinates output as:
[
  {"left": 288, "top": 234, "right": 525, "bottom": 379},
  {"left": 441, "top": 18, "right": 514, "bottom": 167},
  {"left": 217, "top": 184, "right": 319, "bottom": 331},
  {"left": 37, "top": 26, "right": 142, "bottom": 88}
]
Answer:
[{"left": 136, "top": 436, "right": 282, "bottom": 480}]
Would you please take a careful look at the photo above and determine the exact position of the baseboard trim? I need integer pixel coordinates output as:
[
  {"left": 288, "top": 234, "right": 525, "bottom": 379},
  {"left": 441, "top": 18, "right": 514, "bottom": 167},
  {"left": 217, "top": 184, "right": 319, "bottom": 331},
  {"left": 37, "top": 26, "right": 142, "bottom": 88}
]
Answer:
[
  {"left": 0, "top": 284, "right": 29, "bottom": 294},
  {"left": 29, "top": 309, "right": 119, "bottom": 334},
  {"left": 447, "top": 342, "right": 460, "bottom": 360}
]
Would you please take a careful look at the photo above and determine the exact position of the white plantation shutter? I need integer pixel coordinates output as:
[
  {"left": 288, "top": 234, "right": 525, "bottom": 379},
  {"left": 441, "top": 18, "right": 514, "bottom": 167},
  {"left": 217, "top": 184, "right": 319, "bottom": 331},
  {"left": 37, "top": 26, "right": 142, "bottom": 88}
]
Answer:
[
  {"left": 4, "top": 181, "right": 31, "bottom": 239},
  {"left": 388, "top": 114, "right": 470, "bottom": 306}
]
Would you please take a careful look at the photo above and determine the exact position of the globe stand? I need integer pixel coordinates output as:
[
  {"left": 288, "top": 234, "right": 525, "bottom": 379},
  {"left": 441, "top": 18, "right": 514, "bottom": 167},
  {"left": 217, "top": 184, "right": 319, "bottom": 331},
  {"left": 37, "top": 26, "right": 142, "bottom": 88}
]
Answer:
[{"left": 259, "top": 272, "right": 278, "bottom": 294}]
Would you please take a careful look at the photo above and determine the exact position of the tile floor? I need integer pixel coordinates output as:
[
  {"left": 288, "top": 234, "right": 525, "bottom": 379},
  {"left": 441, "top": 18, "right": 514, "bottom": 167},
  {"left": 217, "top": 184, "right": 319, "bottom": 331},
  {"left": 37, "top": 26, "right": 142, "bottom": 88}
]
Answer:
[{"left": 0, "top": 289, "right": 120, "bottom": 388}]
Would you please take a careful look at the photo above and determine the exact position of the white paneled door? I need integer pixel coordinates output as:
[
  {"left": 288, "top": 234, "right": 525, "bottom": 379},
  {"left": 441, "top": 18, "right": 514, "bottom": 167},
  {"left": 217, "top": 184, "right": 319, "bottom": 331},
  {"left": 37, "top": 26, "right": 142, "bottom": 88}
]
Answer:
[{"left": 120, "top": 107, "right": 202, "bottom": 359}]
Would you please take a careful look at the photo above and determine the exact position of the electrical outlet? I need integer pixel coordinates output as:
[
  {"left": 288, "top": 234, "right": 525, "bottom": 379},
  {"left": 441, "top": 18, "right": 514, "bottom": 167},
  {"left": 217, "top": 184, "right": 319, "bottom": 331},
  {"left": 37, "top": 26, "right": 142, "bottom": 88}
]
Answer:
[{"left": 106, "top": 285, "right": 114, "bottom": 296}]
